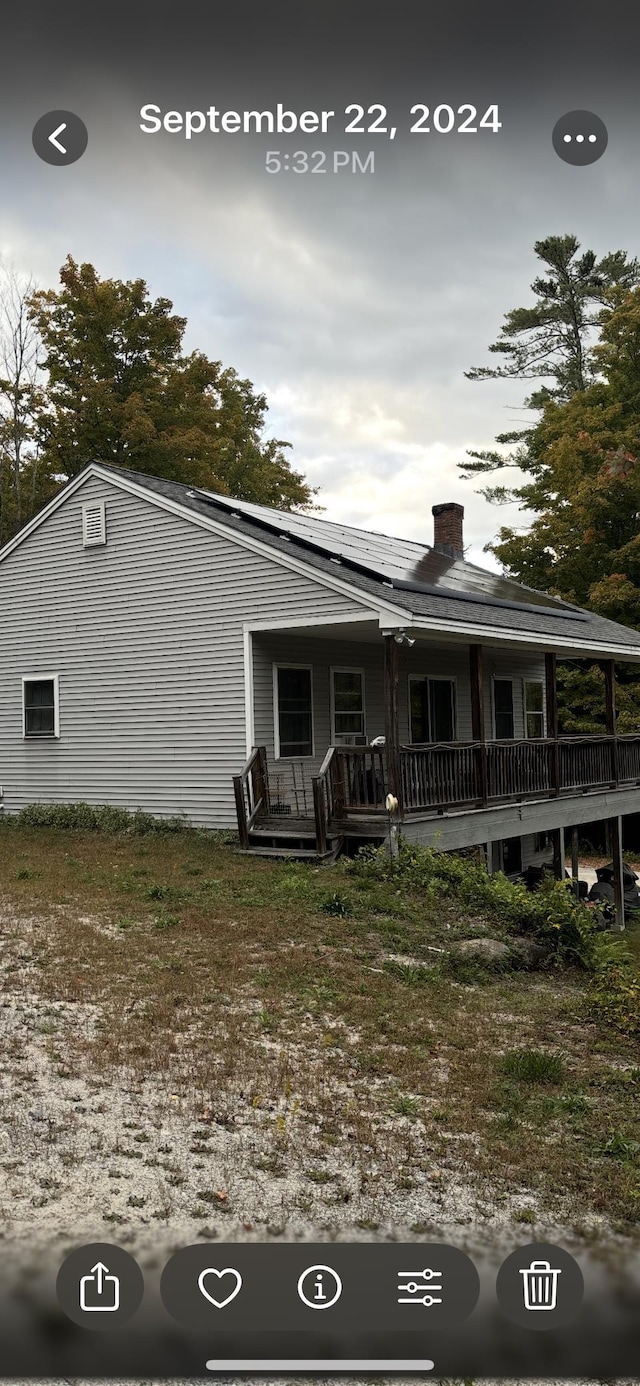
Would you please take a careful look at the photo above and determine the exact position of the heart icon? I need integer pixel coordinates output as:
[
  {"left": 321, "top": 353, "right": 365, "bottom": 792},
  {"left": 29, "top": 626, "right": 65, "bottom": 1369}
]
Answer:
[{"left": 197, "top": 1266, "right": 242, "bottom": 1309}]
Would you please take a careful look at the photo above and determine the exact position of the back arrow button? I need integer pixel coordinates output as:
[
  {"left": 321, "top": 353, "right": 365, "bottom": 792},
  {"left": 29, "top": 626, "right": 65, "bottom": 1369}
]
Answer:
[
  {"left": 48, "top": 122, "right": 68, "bottom": 154},
  {"left": 32, "top": 110, "right": 88, "bottom": 165}
]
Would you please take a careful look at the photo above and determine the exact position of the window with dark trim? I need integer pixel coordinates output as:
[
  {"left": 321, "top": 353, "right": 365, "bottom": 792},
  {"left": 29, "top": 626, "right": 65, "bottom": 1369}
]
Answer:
[
  {"left": 332, "top": 668, "right": 365, "bottom": 739},
  {"left": 493, "top": 679, "right": 515, "bottom": 739},
  {"left": 410, "top": 677, "right": 456, "bottom": 742},
  {"left": 23, "top": 679, "right": 57, "bottom": 737},
  {"left": 276, "top": 666, "right": 313, "bottom": 757}
]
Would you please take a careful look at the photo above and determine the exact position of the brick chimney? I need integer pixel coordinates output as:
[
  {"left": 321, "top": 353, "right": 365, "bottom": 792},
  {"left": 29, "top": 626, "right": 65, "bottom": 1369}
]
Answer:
[{"left": 432, "top": 503, "right": 464, "bottom": 560}]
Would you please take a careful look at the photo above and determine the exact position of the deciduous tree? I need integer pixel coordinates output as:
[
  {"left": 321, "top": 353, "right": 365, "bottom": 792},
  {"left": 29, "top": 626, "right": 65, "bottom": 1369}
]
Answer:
[{"left": 30, "top": 256, "right": 313, "bottom": 510}]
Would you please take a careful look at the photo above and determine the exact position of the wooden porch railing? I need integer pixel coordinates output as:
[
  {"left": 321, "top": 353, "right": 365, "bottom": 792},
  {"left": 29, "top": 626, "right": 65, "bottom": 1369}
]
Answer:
[
  {"left": 232, "top": 745, "right": 269, "bottom": 849},
  {"left": 402, "top": 742, "right": 479, "bottom": 808},
  {"left": 329, "top": 734, "right": 640, "bottom": 815},
  {"left": 233, "top": 733, "right": 640, "bottom": 846}
]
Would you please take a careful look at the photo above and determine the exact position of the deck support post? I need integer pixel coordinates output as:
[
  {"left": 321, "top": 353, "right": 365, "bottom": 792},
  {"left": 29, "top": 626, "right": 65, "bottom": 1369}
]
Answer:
[
  {"left": 469, "top": 643, "right": 488, "bottom": 805},
  {"left": 552, "top": 826, "right": 565, "bottom": 880},
  {"left": 570, "top": 825, "right": 580, "bottom": 900},
  {"left": 485, "top": 841, "right": 494, "bottom": 875},
  {"left": 545, "top": 652, "right": 560, "bottom": 795},
  {"left": 312, "top": 777, "right": 328, "bottom": 856},
  {"left": 609, "top": 813, "right": 625, "bottom": 931},
  {"left": 603, "top": 659, "right": 619, "bottom": 786},
  {"left": 383, "top": 633, "right": 403, "bottom": 814}
]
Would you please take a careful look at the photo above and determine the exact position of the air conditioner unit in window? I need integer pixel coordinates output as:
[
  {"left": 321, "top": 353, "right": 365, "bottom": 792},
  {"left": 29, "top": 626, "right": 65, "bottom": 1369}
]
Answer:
[{"left": 335, "top": 733, "right": 368, "bottom": 747}]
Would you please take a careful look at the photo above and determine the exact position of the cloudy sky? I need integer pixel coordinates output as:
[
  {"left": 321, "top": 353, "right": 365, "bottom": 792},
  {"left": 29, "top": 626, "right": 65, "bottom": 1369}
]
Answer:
[{"left": 2, "top": 0, "right": 640, "bottom": 566}]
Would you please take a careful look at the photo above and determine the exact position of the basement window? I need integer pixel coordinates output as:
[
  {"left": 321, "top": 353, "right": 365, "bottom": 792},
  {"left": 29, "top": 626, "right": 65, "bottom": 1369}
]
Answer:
[
  {"left": 82, "top": 500, "right": 107, "bottom": 547},
  {"left": 22, "top": 675, "right": 60, "bottom": 738}
]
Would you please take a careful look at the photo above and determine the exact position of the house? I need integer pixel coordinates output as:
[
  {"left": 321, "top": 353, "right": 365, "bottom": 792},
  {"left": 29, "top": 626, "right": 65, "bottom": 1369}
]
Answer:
[{"left": 2, "top": 461, "right": 640, "bottom": 923}]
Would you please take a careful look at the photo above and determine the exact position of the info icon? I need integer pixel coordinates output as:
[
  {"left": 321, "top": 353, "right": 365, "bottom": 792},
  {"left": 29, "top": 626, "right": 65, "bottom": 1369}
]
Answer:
[
  {"left": 552, "top": 111, "right": 608, "bottom": 166},
  {"left": 496, "top": 1243, "right": 584, "bottom": 1331}
]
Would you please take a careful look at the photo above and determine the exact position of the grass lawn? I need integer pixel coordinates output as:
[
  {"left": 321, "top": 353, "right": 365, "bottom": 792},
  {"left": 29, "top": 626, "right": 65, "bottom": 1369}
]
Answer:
[{"left": 1, "top": 822, "right": 640, "bottom": 1242}]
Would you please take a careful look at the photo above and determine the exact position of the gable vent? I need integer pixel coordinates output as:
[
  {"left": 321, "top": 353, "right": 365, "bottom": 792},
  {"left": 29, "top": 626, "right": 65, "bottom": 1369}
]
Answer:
[{"left": 82, "top": 501, "right": 106, "bottom": 547}]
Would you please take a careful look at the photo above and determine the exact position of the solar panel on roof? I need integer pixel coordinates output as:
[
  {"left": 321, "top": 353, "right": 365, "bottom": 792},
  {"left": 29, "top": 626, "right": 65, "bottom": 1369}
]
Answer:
[{"left": 193, "top": 488, "right": 586, "bottom": 621}]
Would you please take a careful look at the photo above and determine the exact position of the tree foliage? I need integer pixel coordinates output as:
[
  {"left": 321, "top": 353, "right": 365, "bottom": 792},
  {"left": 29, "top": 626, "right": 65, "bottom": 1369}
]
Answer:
[
  {"left": 461, "top": 235, "right": 640, "bottom": 502},
  {"left": 29, "top": 257, "right": 312, "bottom": 511},
  {"left": 488, "top": 288, "right": 640, "bottom": 626},
  {"left": 463, "top": 240, "right": 640, "bottom": 731},
  {"left": 0, "top": 256, "right": 313, "bottom": 544}
]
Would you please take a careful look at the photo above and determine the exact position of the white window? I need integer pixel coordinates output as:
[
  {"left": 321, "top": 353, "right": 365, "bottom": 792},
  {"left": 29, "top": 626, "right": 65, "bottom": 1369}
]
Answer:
[
  {"left": 331, "top": 668, "right": 366, "bottom": 744},
  {"left": 524, "top": 680, "right": 545, "bottom": 739},
  {"left": 274, "top": 665, "right": 314, "bottom": 758},
  {"left": 82, "top": 500, "right": 106, "bottom": 547},
  {"left": 409, "top": 676, "right": 457, "bottom": 742},
  {"left": 22, "top": 674, "right": 60, "bottom": 739}
]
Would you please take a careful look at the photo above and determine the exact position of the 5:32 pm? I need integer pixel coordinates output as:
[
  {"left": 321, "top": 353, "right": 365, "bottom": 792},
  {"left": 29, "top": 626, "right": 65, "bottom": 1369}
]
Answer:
[{"left": 265, "top": 150, "right": 375, "bottom": 174}]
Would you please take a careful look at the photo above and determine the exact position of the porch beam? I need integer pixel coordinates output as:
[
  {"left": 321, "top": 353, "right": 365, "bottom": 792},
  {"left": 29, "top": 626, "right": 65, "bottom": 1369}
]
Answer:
[
  {"left": 545, "top": 652, "right": 560, "bottom": 795},
  {"left": 383, "top": 633, "right": 403, "bottom": 812},
  {"left": 469, "top": 643, "right": 488, "bottom": 806}
]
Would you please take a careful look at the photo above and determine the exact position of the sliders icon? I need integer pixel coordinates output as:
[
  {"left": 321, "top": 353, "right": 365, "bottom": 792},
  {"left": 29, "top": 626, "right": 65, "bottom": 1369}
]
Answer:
[{"left": 397, "top": 1267, "right": 443, "bottom": 1307}]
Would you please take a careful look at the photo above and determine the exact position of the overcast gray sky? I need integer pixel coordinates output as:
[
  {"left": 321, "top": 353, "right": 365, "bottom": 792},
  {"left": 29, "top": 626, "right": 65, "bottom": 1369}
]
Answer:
[{"left": 2, "top": 0, "right": 640, "bottom": 566}]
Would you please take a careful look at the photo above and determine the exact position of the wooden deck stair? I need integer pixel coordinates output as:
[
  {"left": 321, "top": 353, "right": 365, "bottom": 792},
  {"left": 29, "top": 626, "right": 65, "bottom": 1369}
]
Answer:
[{"left": 244, "top": 815, "right": 343, "bottom": 862}]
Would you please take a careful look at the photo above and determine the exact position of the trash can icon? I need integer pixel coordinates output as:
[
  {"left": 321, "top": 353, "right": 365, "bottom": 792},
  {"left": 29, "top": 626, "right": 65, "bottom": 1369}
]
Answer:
[{"left": 519, "top": 1259, "right": 561, "bottom": 1311}]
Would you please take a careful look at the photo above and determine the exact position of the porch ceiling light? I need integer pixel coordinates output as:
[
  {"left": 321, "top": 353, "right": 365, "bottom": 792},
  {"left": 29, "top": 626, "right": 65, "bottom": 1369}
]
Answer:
[{"left": 393, "top": 630, "right": 415, "bottom": 647}]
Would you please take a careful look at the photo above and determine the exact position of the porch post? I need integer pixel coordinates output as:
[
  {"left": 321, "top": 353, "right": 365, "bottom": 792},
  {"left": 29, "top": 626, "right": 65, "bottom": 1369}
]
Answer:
[
  {"left": 469, "top": 643, "right": 488, "bottom": 806},
  {"left": 603, "top": 659, "right": 619, "bottom": 786},
  {"left": 570, "top": 825, "right": 580, "bottom": 900},
  {"left": 545, "top": 652, "right": 560, "bottom": 795},
  {"left": 551, "top": 826, "right": 565, "bottom": 880},
  {"left": 609, "top": 814, "right": 625, "bottom": 932},
  {"left": 383, "top": 633, "right": 403, "bottom": 813}
]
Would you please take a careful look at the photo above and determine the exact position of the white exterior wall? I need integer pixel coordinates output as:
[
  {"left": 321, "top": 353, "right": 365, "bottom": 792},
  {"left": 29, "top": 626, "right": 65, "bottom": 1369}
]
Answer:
[{"left": 0, "top": 476, "right": 372, "bottom": 827}]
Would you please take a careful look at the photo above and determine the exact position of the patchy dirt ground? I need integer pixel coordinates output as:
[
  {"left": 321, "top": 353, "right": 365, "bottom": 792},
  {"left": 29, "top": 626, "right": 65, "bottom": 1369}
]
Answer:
[
  {"left": 1, "top": 910, "right": 543, "bottom": 1251},
  {"left": 0, "top": 825, "right": 639, "bottom": 1252},
  {"left": 1, "top": 826, "right": 640, "bottom": 1386}
]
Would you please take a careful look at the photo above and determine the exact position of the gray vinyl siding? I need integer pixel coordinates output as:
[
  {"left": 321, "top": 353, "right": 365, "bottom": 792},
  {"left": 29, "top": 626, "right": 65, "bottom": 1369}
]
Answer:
[{"left": 0, "top": 476, "right": 371, "bottom": 827}]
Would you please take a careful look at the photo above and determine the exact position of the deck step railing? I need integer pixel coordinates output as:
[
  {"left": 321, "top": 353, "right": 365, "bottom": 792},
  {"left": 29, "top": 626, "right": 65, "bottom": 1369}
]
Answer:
[{"left": 232, "top": 745, "right": 269, "bottom": 849}]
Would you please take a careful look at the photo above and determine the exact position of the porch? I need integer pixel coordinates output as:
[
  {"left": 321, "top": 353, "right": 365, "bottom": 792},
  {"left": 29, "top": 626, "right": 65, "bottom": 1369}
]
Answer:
[{"left": 234, "top": 730, "right": 640, "bottom": 858}]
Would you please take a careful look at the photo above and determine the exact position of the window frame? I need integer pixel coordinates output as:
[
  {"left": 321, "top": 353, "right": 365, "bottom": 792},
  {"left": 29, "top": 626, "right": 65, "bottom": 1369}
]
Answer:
[
  {"left": 492, "top": 676, "right": 515, "bottom": 740},
  {"left": 22, "top": 673, "right": 60, "bottom": 740},
  {"left": 273, "top": 662, "right": 315, "bottom": 760},
  {"left": 330, "top": 666, "right": 366, "bottom": 743},
  {"left": 523, "top": 678, "right": 546, "bottom": 740},
  {"left": 408, "top": 674, "right": 458, "bottom": 743}
]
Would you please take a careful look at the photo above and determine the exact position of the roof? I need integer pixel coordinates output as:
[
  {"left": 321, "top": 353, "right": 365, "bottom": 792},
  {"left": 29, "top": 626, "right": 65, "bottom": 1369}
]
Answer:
[
  {"left": 5, "top": 460, "right": 640, "bottom": 658},
  {"left": 104, "top": 465, "right": 640, "bottom": 656}
]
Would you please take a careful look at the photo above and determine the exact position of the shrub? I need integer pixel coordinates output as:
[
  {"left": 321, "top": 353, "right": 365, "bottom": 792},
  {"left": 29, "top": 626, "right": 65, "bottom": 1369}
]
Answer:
[
  {"left": 8, "top": 801, "right": 191, "bottom": 835},
  {"left": 501, "top": 1048, "right": 564, "bottom": 1084},
  {"left": 589, "top": 963, "right": 640, "bottom": 1038},
  {"left": 347, "top": 841, "right": 620, "bottom": 970}
]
